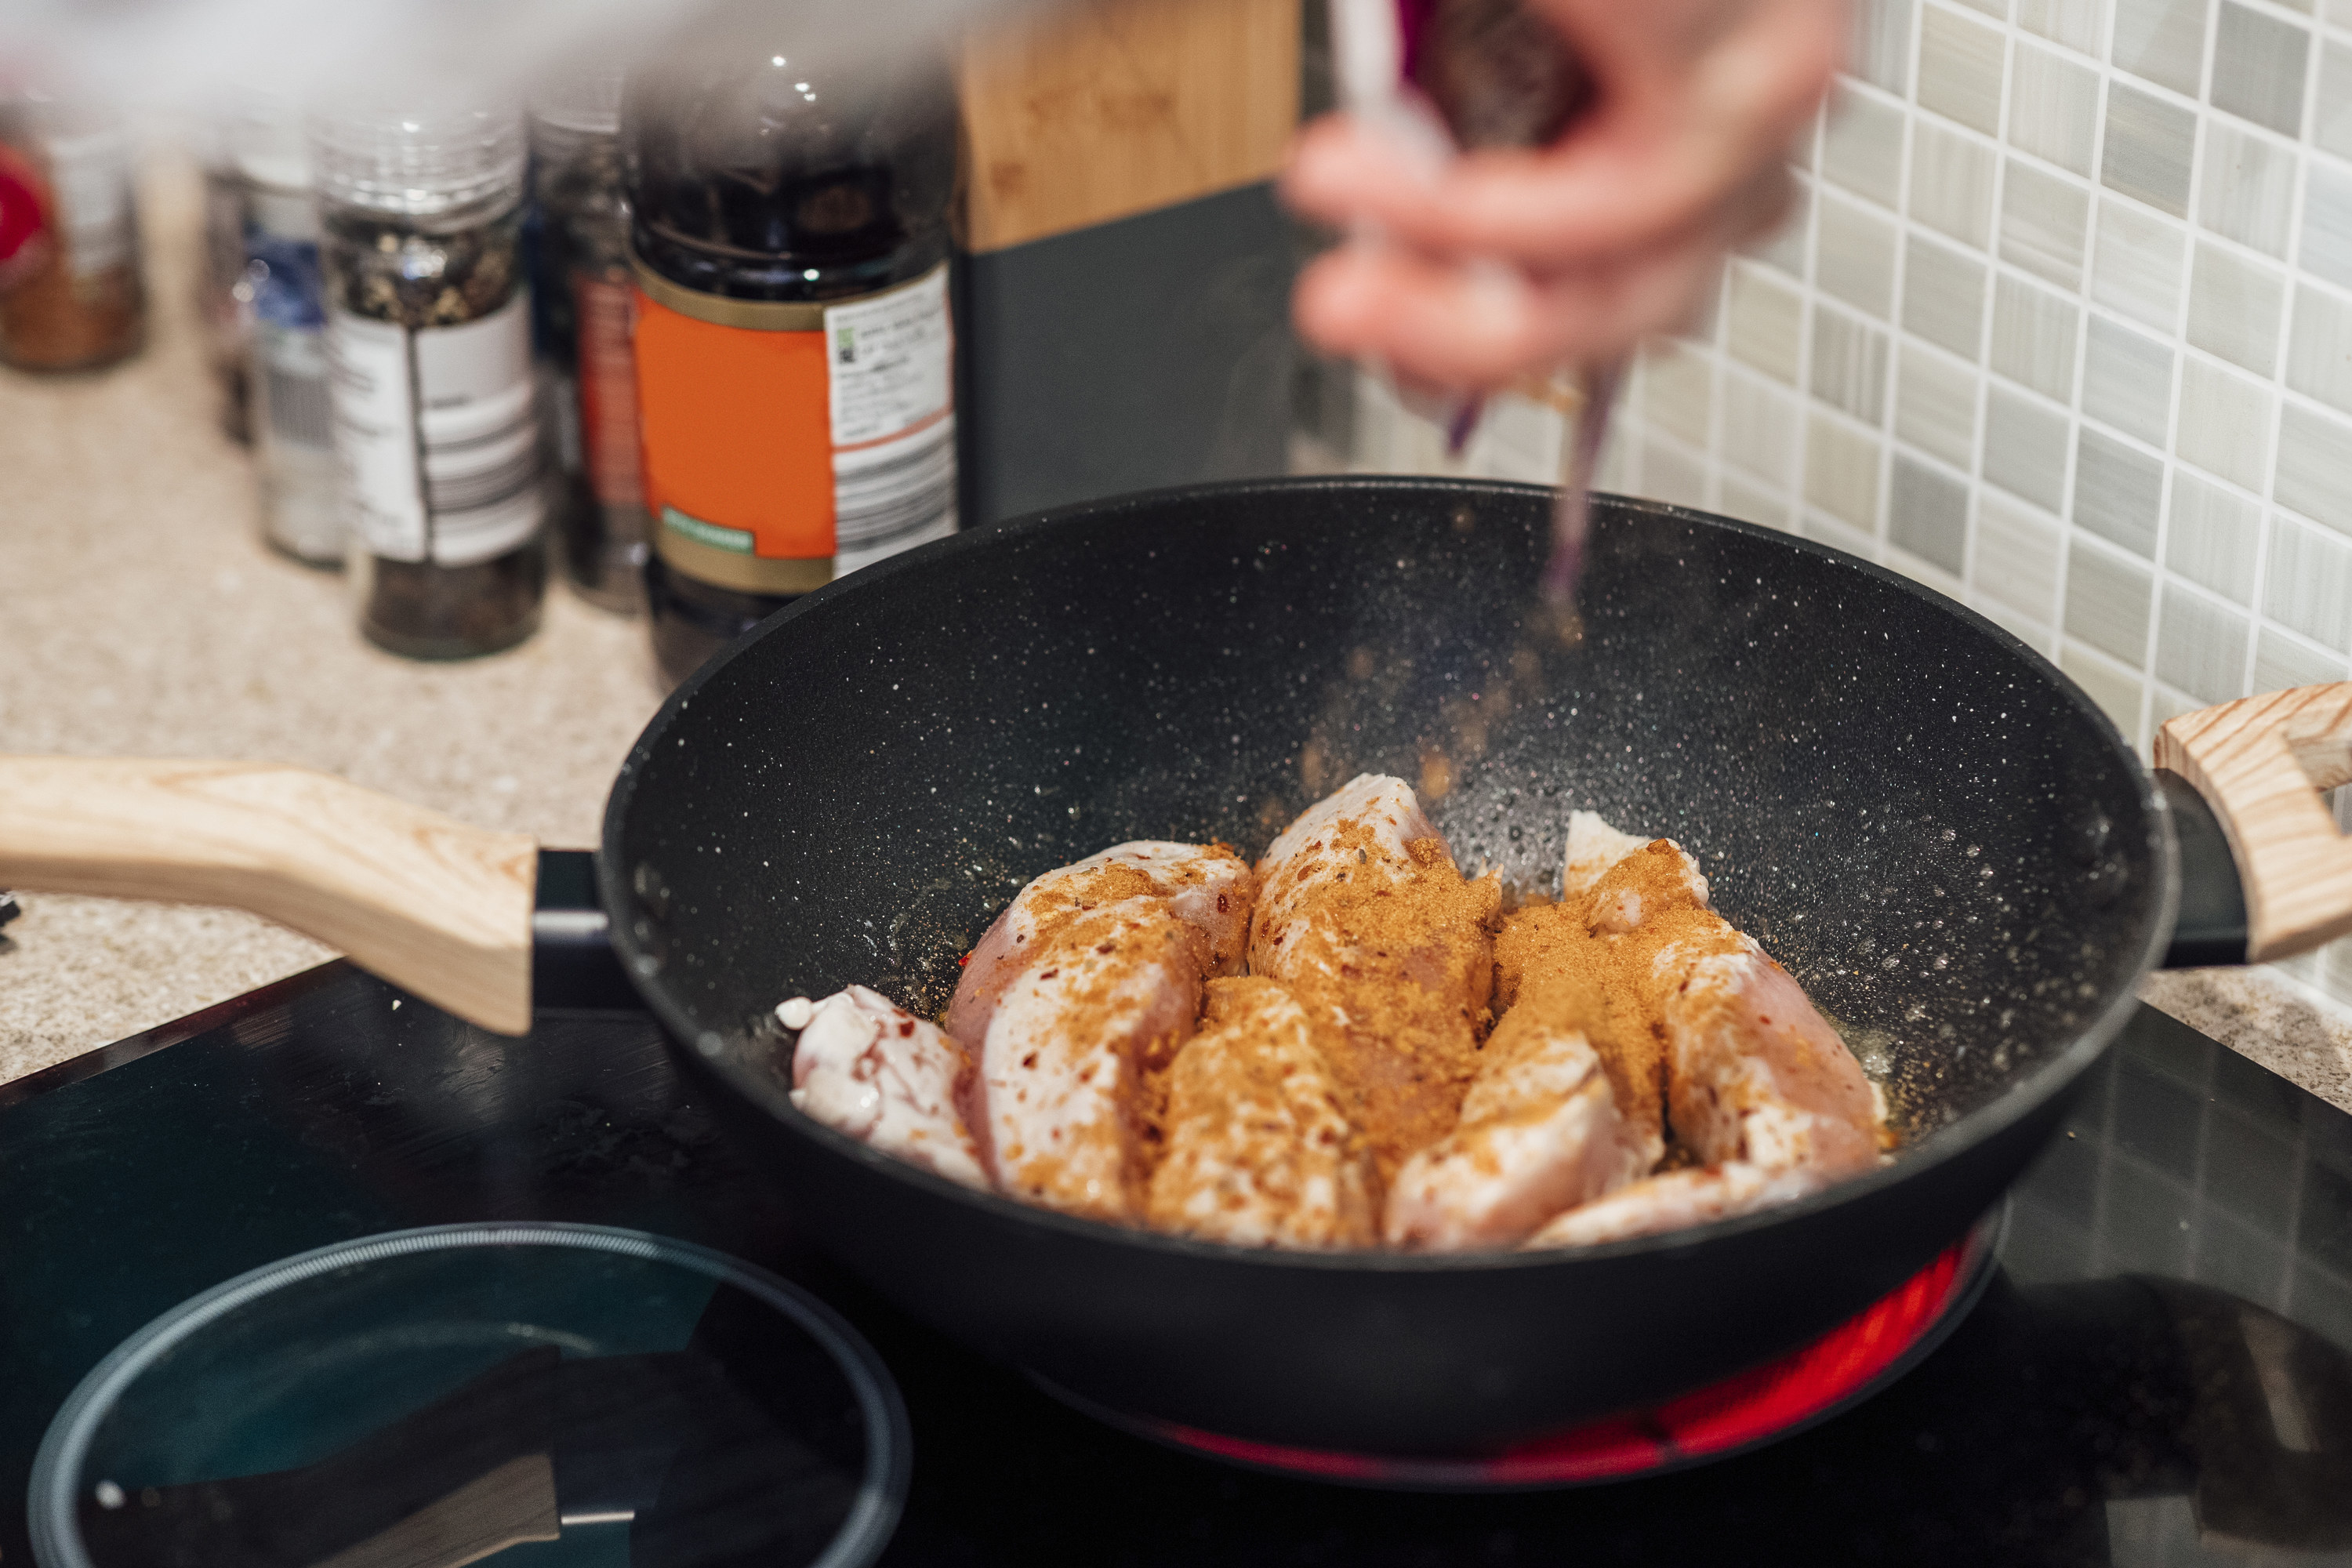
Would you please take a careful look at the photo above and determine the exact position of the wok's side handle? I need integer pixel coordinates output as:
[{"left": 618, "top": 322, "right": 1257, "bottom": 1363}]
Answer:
[
  {"left": 0, "top": 757, "right": 537, "bottom": 1035},
  {"left": 2155, "top": 682, "right": 2352, "bottom": 964}
]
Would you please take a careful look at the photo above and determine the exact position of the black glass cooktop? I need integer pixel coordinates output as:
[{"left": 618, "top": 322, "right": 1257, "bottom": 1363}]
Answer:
[{"left": 3, "top": 963, "right": 2350, "bottom": 1566}]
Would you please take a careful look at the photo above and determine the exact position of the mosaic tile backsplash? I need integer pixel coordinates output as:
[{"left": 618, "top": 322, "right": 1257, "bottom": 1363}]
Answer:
[{"left": 1330, "top": 0, "right": 2352, "bottom": 1010}]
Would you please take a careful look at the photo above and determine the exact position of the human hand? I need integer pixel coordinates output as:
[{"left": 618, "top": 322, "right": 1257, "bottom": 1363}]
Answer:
[{"left": 1283, "top": 0, "right": 1847, "bottom": 390}]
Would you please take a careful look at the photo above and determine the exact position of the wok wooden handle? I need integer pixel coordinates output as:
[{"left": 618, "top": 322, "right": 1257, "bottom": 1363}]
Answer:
[
  {"left": 0, "top": 757, "right": 537, "bottom": 1035},
  {"left": 2155, "top": 683, "right": 2352, "bottom": 964}
]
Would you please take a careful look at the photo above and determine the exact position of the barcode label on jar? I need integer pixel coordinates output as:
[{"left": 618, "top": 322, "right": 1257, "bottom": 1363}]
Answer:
[
  {"left": 834, "top": 416, "right": 957, "bottom": 573},
  {"left": 256, "top": 320, "right": 332, "bottom": 452},
  {"left": 326, "top": 291, "right": 542, "bottom": 567},
  {"left": 42, "top": 129, "right": 133, "bottom": 279}
]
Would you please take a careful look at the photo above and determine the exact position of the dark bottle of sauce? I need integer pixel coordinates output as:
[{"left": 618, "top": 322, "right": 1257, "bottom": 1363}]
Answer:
[{"left": 622, "top": 37, "right": 960, "bottom": 687}]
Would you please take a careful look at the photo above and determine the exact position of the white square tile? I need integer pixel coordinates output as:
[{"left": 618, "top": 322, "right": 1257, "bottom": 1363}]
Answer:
[
  {"left": 1719, "top": 473, "right": 1795, "bottom": 531},
  {"left": 1817, "top": 194, "right": 1900, "bottom": 318},
  {"left": 1806, "top": 413, "right": 1884, "bottom": 529},
  {"left": 2318, "top": 40, "right": 2352, "bottom": 161},
  {"left": 1811, "top": 307, "right": 1891, "bottom": 421},
  {"left": 1896, "top": 343, "right": 1981, "bottom": 467},
  {"left": 2003, "top": 162, "right": 2094, "bottom": 287},
  {"left": 2067, "top": 538, "right": 2157, "bottom": 665},
  {"left": 1920, "top": 5, "right": 2010, "bottom": 134},
  {"left": 2186, "top": 241, "right": 2286, "bottom": 376},
  {"left": 2212, "top": 2, "right": 2310, "bottom": 139},
  {"left": 2254, "top": 626, "right": 2350, "bottom": 690},
  {"left": 2298, "top": 158, "right": 2352, "bottom": 290},
  {"left": 2176, "top": 357, "right": 2275, "bottom": 491},
  {"left": 2198, "top": 121, "right": 2298, "bottom": 258},
  {"left": 1886, "top": 541, "right": 1969, "bottom": 597},
  {"left": 1991, "top": 272, "right": 2082, "bottom": 399},
  {"left": 2111, "top": 0, "right": 2208, "bottom": 96},
  {"left": 2264, "top": 514, "right": 2352, "bottom": 648},
  {"left": 1889, "top": 452, "right": 1971, "bottom": 571},
  {"left": 1954, "top": 0, "right": 2009, "bottom": 16},
  {"left": 1823, "top": 84, "right": 1907, "bottom": 210},
  {"left": 1911, "top": 120, "right": 1997, "bottom": 249},
  {"left": 2074, "top": 426, "right": 2166, "bottom": 555},
  {"left": 1984, "top": 383, "right": 2074, "bottom": 510},
  {"left": 1803, "top": 511, "right": 1882, "bottom": 561},
  {"left": 2154, "top": 583, "right": 2253, "bottom": 702},
  {"left": 1723, "top": 370, "right": 1801, "bottom": 483},
  {"left": 2020, "top": 0, "right": 2109, "bottom": 55},
  {"left": 1643, "top": 438, "right": 1711, "bottom": 510},
  {"left": 2102, "top": 81, "right": 2200, "bottom": 217},
  {"left": 2011, "top": 43, "right": 2103, "bottom": 176},
  {"left": 1594, "top": 426, "right": 1639, "bottom": 492},
  {"left": 2092, "top": 197, "right": 2187, "bottom": 329},
  {"left": 1466, "top": 394, "right": 1564, "bottom": 483},
  {"left": 2082, "top": 314, "right": 2177, "bottom": 444},
  {"left": 1976, "top": 490, "right": 2065, "bottom": 619},
  {"left": 1728, "top": 263, "right": 1806, "bottom": 383},
  {"left": 2060, "top": 638, "right": 2151, "bottom": 740},
  {"left": 2275, "top": 401, "right": 2352, "bottom": 535},
  {"left": 2167, "top": 470, "right": 2263, "bottom": 601},
  {"left": 1904, "top": 234, "right": 1991, "bottom": 354},
  {"left": 1853, "top": 0, "right": 1917, "bottom": 94},
  {"left": 1641, "top": 340, "right": 1715, "bottom": 448},
  {"left": 1979, "top": 597, "right": 2058, "bottom": 653},
  {"left": 2287, "top": 284, "right": 2352, "bottom": 415}
]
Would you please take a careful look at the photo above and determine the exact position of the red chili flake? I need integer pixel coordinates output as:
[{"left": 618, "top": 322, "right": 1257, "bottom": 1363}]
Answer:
[
  {"left": 898, "top": 1020, "right": 916, "bottom": 1037},
  {"left": 957, "top": 953, "right": 972, "bottom": 967},
  {"left": 1096, "top": 943, "right": 1116, "bottom": 954},
  {"left": 1038, "top": 968, "right": 1059, "bottom": 979},
  {"left": 1216, "top": 894, "right": 1229, "bottom": 913},
  {"left": 1022, "top": 1051, "right": 1040, "bottom": 1069}
]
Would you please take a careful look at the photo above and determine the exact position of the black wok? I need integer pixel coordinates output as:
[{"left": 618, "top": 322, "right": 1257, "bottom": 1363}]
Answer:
[{"left": 596, "top": 475, "right": 2212, "bottom": 1456}]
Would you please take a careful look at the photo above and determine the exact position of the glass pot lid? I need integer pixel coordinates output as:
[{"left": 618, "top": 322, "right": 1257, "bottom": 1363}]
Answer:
[{"left": 31, "top": 1224, "right": 909, "bottom": 1568}]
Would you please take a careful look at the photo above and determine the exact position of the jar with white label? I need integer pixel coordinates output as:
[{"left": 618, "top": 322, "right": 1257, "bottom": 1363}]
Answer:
[
  {"left": 231, "top": 99, "right": 341, "bottom": 564},
  {"left": 311, "top": 99, "right": 546, "bottom": 658},
  {"left": 622, "top": 38, "right": 960, "bottom": 686},
  {"left": 0, "top": 96, "right": 144, "bottom": 373}
]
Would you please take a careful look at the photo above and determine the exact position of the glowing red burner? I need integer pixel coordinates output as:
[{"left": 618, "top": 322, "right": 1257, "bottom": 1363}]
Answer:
[{"left": 1145, "top": 1225, "right": 1991, "bottom": 1489}]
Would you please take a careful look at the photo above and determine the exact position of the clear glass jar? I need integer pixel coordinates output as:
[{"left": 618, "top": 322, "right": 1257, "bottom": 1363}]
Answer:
[
  {"left": 311, "top": 99, "right": 546, "bottom": 659},
  {"left": 0, "top": 95, "right": 144, "bottom": 373},
  {"left": 230, "top": 97, "right": 341, "bottom": 564},
  {"left": 532, "top": 66, "right": 648, "bottom": 615}
]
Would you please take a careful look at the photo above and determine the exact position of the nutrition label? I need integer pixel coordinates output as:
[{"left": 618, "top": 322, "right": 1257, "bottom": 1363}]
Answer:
[{"left": 825, "top": 265, "right": 955, "bottom": 569}]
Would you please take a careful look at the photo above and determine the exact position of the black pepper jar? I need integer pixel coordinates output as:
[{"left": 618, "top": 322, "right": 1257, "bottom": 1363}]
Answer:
[
  {"left": 312, "top": 98, "right": 548, "bottom": 659},
  {"left": 622, "top": 38, "right": 961, "bottom": 687}
]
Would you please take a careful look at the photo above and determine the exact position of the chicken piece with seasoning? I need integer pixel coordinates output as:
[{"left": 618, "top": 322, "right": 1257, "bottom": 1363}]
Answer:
[
  {"left": 784, "top": 985, "right": 988, "bottom": 1189},
  {"left": 945, "top": 841, "right": 1254, "bottom": 1224},
  {"left": 1508, "top": 818, "right": 1883, "bottom": 1248},
  {"left": 1250, "top": 775, "right": 1501, "bottom": 1188},
  {"left": 1147, "top": 977, "right": 1378, "bottom": 1248}
]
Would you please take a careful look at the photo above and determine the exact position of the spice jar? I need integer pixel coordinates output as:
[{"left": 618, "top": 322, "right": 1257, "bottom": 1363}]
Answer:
[
  {"left": 532, "top": 66, "right": 648, "bottom": 614},
  {"left": 232, "top": 99, "right": 341, "bottom": 564},
  {"left": 0, "top": 96, "right": 144, "bottom": 374},
  {"left": 622, "top": 38, "right": 960, "bottom": 686},
  {"left": 194, "top": 120, "right": 251, "bottom": 439},
  {"left": 312, "top": 98, "right": 546, "bottom": 658}
]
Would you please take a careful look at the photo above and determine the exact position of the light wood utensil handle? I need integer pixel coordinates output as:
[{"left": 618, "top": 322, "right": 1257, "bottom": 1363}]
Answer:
[
  {"left": 0, "top": 757, "right": 537, "bottom": 1034},
  {"left": 2156, "top": 682, "right": 2352, "bottom": 964}
]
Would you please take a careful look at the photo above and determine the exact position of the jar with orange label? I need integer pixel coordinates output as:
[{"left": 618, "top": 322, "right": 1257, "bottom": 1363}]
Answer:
[{"left": 621, "top": 40, "right": 960, "bottom": 686}]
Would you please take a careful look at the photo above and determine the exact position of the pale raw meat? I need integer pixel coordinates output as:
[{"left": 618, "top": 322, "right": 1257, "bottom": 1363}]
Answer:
[
  {"left": 947, "top": 840, "right": 1251, "bottom": 1054},
  {"left": 1523, "top": 1161, "right": 1829, "bottom": 1247},
  {"left": 1249, "top": 774, "right": 1440, "bottom": 975},
  {"left": 1146, "top": 977, "right": 1377, "bottom": 1248},
  {"left": 1562, "top": 810, "right": 1650, "bottom": 898},
  {"left": 1384, "top": 1012, "right": 1649, "bottom": 1250},
  {"left": 1248, "top": 775, "right": 1500, "bottom": 1186},
  {"left": 787, "top": 985, "right": 988, "bottom": 1189}
]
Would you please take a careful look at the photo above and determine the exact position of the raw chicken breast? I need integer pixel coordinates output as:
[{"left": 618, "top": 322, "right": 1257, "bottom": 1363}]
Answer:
[
  {"left": 947, "top": 840, "right": 1251, "bottom": 1054},
  {"left": 956, "top": 840, "right": 1255, "bottom": 1224},
  {"left": 1523, "top": 1161, "right": 1827, "bottom": 1247},
  {"left": 1146, "top": 977, "right": 1377, "bottom": 1248},
  {"left": 1384, "top": 1006, "right": 1649, "bottom": 1250},
  {"left": 786, "top": 985, "right": 988, "bottom": 1189},
  {"left": 1250, "top": 775, "right": 1501, "bottom": 1185}
]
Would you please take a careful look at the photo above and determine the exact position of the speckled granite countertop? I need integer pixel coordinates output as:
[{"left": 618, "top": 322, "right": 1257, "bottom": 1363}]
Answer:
[
  {"left": 0, "top": 154, "right": 661, "bottom": 1082},
  {"left": 6, "top": 159, "right": 2351, "bottom": 1115}
]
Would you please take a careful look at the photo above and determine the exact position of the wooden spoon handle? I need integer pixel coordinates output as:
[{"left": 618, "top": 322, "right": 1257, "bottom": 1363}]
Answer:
[
  {"left": 0, "top": 757, "right": 537, "bottom": 1034},
  {"left": 2156, "top": 682, "right": 2352, "bottom": 964}
]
